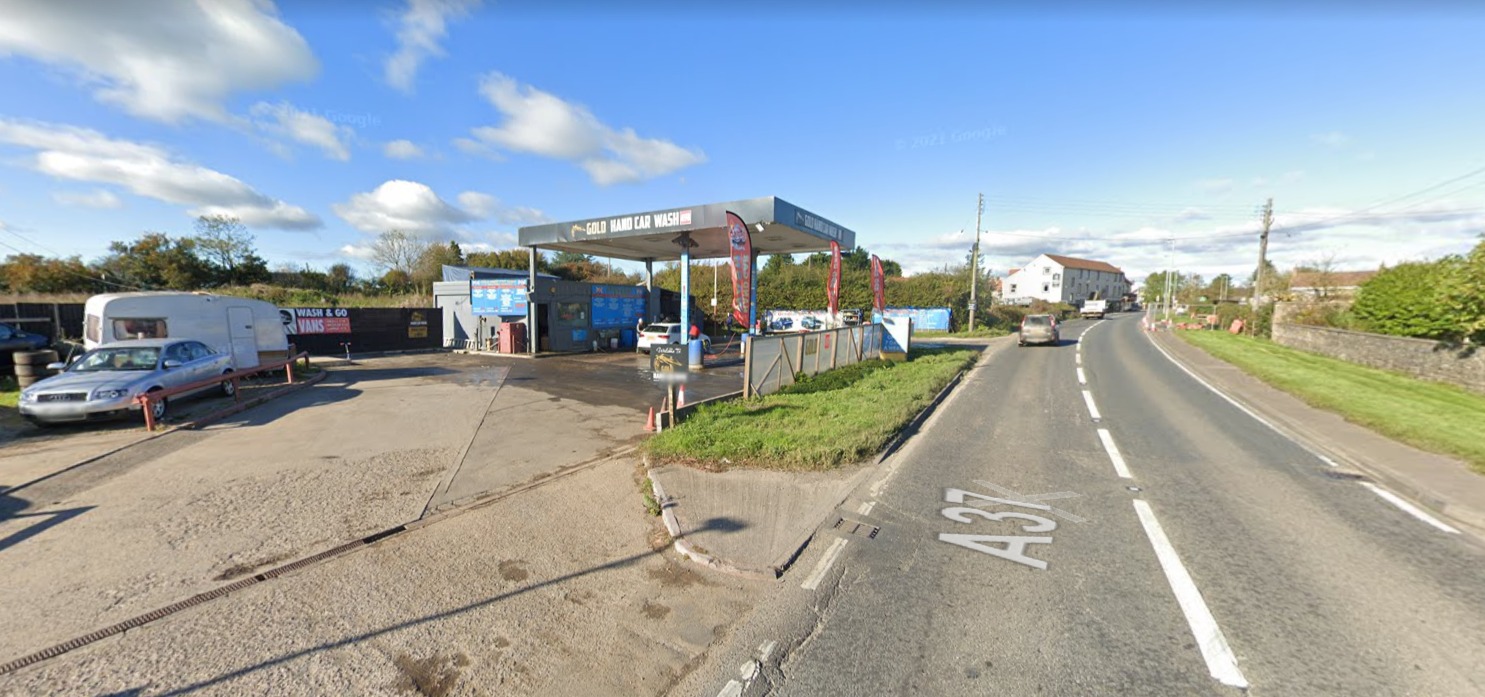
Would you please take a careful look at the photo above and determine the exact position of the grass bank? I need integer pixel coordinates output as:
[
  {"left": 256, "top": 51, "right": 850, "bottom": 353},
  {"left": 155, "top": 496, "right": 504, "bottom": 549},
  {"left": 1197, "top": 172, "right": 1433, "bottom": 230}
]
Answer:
[
  {"left": 1178, "top": 330, "right": 1485, "bottom": 474},
  {"left": 0, "top": 376, "right": 17, "bottom": 408},
  {"left": 914, "top": 327, "right": 1011, "bottom": 339},
  {"left": 644, "top": 347, "right": 979, "bottom": 471}
]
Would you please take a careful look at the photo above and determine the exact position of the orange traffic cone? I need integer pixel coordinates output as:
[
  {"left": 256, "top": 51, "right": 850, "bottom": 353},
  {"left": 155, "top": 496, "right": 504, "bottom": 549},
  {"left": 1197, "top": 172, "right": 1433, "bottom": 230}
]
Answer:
[{"left": 645, "top": 407, "right": 656, "bottom": 432}]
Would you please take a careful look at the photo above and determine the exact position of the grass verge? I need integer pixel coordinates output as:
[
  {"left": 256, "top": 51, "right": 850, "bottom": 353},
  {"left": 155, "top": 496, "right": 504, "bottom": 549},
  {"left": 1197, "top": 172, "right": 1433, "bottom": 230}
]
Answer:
[
  {"left": 914, "top": 327, "right": 1011, "bottom": 339},
  {"left": 0, "top": 375, "right": 18, "bottom": 409},
  {"left": 644, "top": 347, "right": 978, "bottom": 471},
  {"left": 1178, "top": 330, "right": 1485, "bottom": 475}
]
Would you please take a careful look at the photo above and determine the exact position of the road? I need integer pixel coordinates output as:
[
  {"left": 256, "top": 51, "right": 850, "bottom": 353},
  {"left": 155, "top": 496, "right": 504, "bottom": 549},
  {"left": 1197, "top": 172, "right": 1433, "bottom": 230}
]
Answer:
[{"left": 681, "top": 314, "right": 1485, "bottom": 696}]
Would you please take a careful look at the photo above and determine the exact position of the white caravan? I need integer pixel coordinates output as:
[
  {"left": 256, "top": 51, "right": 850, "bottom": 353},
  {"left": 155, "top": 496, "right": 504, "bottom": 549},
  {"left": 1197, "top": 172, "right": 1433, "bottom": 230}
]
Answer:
[{"left": 83, "top": 292, "right": 290, "bottom": 370}]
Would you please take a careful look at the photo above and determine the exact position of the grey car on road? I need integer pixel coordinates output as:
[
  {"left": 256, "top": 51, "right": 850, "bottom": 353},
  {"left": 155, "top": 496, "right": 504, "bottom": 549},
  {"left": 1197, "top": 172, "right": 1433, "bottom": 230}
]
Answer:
[
  {"left": 18, "top": 338, "right": 236, "bottom": 426},
  {"left": 1018, "top": 314, "right": 1060, "bottom": 347}
]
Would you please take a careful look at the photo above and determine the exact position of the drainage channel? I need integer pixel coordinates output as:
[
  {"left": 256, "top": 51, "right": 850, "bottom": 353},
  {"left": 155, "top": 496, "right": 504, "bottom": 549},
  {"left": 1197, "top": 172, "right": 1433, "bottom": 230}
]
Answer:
[{"left": 0, "top": 445, "right": 633, "bottom": 677}]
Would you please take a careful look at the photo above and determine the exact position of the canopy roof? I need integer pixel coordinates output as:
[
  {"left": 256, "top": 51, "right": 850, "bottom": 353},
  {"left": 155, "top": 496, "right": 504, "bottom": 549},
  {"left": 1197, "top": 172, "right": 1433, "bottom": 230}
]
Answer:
[{"left": 517, "top": 196, "right": 856, "bottom": 262}]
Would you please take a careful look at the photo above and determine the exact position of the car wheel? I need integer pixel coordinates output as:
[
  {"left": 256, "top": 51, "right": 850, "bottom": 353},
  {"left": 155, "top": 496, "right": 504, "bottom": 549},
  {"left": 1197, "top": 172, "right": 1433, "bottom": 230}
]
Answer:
[
  {"left": 146, "top": 388, "right": 167, "bottom": 423},
  {"left": 220, "top": 370, "right": 237, "bottom": 397}
]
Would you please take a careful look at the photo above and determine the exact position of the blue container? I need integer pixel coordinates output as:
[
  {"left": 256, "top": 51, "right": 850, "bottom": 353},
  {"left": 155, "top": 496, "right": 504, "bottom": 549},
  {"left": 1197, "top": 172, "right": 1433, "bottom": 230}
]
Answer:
[
  {"left": 621, "top": 329, "right": 636, "bottom": 347},
  {"left": 688, "top": 339, "right": 703, "bottom": 368}
]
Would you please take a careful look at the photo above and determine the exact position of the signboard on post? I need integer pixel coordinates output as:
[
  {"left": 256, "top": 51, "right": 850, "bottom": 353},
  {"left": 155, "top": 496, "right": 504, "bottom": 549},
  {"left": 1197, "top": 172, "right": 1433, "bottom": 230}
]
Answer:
[
  {"left": 650, "top": 344, "right": 689, "bottom": 383},
  {"left": 471, "top": 278, "right": 528, "bottom": 316}
]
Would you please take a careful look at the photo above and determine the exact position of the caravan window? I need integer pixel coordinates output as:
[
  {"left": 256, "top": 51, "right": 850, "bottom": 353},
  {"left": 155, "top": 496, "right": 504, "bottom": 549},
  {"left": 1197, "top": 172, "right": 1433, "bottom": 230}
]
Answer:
[
  {"left": 85, "top": 314, "right": 101, "bottom": 343},
  {"left": 113, "top": 318, "right": 168, "bottom": 340}
]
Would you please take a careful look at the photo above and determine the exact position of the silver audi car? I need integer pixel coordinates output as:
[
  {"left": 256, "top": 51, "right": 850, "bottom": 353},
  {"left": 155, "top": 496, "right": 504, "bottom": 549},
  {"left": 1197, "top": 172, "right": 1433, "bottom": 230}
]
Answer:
[{"left": 18, "top": 338, "right": 236, "bottom": 426}]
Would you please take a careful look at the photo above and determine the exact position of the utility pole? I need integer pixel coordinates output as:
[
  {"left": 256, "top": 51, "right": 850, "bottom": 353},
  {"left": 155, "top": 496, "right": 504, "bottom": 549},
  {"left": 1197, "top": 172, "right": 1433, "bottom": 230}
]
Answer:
[
  {"left": 969, "top": 193, "right": 983, "bottom": 331},
  {"left": 1252, "top": 198, "right": 1273, "bottom": 311},
  {"left": 1163, "top": 239, "right": 1175, "bottom": 324}
]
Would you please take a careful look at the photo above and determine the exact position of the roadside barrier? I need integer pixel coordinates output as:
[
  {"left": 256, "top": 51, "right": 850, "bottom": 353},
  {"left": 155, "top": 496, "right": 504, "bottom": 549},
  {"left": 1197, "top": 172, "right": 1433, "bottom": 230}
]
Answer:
[
  {"left": 137, "top": 351, "right": 310, "bottom": 431},
  {"left": 743, "top": 324, "right": 882, "bottom": 398}
]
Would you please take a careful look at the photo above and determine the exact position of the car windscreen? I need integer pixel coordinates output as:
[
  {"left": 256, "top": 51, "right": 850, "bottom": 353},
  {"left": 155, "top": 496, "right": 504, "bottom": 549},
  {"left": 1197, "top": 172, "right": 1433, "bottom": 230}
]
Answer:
[{"left": 71, "top": 347, "right": 161, "bottom": 372}]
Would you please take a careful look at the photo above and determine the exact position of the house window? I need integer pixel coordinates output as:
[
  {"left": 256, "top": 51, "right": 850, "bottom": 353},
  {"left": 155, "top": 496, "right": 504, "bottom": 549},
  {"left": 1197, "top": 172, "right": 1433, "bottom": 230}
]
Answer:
[
  {"left": 1043, "top": 283, "right": 1050, "bottom": 293},
  {"left": 1053, "top": 273, "right": 1061, "bottom": 282},
  {"left": 1043, "top": 265, "right": 1052, "bottom": 274},
  {"left": 1009, "top": 284, "right": 1017, "bottom": 294}
]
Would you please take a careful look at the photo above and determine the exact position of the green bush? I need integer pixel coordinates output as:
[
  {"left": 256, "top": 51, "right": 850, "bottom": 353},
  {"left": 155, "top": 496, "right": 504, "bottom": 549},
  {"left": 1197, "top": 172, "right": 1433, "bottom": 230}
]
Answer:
[{"left": 1352, "top": 261, "right": 1461, "bottom": 340}]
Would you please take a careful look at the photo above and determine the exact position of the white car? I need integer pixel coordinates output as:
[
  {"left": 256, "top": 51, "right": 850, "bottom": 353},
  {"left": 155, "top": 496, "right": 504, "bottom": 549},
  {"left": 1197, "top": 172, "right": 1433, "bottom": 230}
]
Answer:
[
  {"left": 18, "top": 338, "right": 236, "bottom": 426},
  {"left": 636, "top": 323, "right": 711, "bottom": 354}
]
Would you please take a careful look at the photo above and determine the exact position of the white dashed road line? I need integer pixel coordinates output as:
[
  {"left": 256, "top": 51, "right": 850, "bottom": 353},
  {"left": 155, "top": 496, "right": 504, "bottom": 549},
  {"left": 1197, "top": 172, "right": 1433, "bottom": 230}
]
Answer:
[
  {"left": 1097, "top": 428, "right": 1133, "bottom": 479},
  {"left": 1077, "top": 366, "right": 1087, "bottom": 385},
  {"left": 1132, "top": 499, "right": 1249, "bottom": 689},
  {"left": 1361, "top": 483, "right": 1461, "bottom": 534},
  {"left": 1082, "top": 390, "right": 1102, "bottom": 420},
  {"left": 800, "top": 537, "right": 850, "bottom": 591}
]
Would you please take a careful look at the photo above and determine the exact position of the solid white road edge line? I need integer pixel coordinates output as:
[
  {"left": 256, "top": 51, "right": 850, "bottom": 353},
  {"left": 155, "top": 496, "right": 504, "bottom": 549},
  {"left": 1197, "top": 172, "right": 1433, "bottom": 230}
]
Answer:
[
  {"left": 1132, "top": 499, "right": 1249, "bottom": 689},
  {"left": 801, "top": 537, "right": 850, "bottom": 590},
  {"left": 1082, "top": 390, "right": 1102, "bottom": 420},
  {"left": 716, "top": 679, "right": 743, "bottom": 697},
  {"left": 759, "top": 640, "right": 778, "bottom": 662},
  {"left": 1361, "top": 482, "right": 1461, "bottom": 534},
  {"left": 1077, "top": 366, "right": 1087, "bottom": 385},
  {"left": 1097, "top": 428, "right": 1133, "bottom": 479},
  {"left": 1144, "top": 331, "right": 1341, "bottom": 470}
]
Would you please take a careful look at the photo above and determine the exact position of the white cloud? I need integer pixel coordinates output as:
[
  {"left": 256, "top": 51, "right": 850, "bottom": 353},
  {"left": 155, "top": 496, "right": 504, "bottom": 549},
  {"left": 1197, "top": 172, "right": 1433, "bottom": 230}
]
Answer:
[
  {"left": 250, "top": 101, "right": 352, "bottom": 160},
  {"left": 333, "top": 179, "right": 482, "bottom": 236},
  {"left": 52, "top": 188, "right": 122, "bottom": 209},
  {"left": 1193, "top": 178, "right": 1235, "bottom": 194},
  {"left": 0, "top": 118, "right": 320, "bottom": 229},
  {"left": 385, "top": 0, "right": 480, "bottom": 93},
  {"left": 383, "top": 139, "right": 425, "bottom": 159},
  {"left": 457, "top": 191, "right": 549, "bottom": 225},
  {"left": 468, "top": 72, "right": 706, "bottom": 185},
  {"left": 1312, "top": 131, "right": 1350, "bottom": 148},
  {"left": 1175, "top": 207, "right": 1211, "bottom": 221},
  {"left": 339, "top": 244, "right": 377, "bottom": 261},
  {"left": 0, "top": 0, "right": 316, "bottom": 123},
  {"left": 455, "top": 191, "right": 497, "bottom": 217}
]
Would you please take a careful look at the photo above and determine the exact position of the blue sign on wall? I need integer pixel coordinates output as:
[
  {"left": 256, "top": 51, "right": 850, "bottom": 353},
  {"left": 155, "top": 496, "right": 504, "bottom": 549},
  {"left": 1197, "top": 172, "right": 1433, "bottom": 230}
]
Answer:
[
  {"left": 592, "top": 284, "right": 647, "bottom": 328},
  {"left": 882, "top": 307, "right": 951, "bottom": 332},
  {"left": 472, "top": 278, "right": 528, "bottom": 316}
]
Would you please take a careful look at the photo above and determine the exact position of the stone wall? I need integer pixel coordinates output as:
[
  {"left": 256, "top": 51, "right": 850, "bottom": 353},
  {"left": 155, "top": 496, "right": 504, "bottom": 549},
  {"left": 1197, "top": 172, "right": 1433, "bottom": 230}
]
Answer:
[{"left": 1272, "top": 302, "right": 1485, "bottom": 394}]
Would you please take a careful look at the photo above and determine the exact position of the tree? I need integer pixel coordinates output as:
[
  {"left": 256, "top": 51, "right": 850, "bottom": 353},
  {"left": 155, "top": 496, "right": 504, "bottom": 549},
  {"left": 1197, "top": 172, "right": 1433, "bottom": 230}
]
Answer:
[
  {"left": 192, "top": 215, "right": 268, "bottom": 286},
  {"left": 1352, "top": 260, "right": 1461, "bottom": 340},
  {"left": 0, "top": 253, "right": 100, "bottom": 293},
  {"left": 1442, "top": 237, "right": 1485, "bottom": 342},
  {"left": 412, "top": 240, "right": 466, "bottom": 293},
  {"left": 370, "top": 230, "right": 430, "bottom": 277},
  {"left": 96, "top": 232, "right": 211, "bottom": 290},
  {"left": 326, "top": 263, "right": 355, "bottom": 294},
  {"left": 465, "top": 249, "right": 553, "bottom": 274}
]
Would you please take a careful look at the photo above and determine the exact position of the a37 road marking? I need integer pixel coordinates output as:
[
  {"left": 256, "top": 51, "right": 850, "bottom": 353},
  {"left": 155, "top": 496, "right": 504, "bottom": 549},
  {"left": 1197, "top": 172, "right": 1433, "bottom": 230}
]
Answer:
[
  {"left": 1097, "top": 428, "right": 1133, "bottom": 479},
  {"left": 1361, "top": 483, "right": 1460, "bottom": 534},
  {"left": 1132, "top": 499, "right": 1248, "bottom": 689}
]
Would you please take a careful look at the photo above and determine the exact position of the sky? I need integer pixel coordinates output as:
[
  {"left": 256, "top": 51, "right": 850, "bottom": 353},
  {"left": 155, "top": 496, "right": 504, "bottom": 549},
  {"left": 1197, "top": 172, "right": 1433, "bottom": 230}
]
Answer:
[{"left": 1, "top": 0, "right": 1484, "bottom": 290}]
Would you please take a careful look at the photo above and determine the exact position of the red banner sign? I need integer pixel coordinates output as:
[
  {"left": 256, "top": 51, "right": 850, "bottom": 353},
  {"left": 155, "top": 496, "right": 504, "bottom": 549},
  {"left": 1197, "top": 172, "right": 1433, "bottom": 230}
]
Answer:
[
  {"left": 827, "top": 240, "right": 841, "bottom": 316},
  {"left": 727, "top": 211, "right": 752, "bottom": 327},
  {"left": 870, "top": 254, "right": 886, "bottom": 315}
]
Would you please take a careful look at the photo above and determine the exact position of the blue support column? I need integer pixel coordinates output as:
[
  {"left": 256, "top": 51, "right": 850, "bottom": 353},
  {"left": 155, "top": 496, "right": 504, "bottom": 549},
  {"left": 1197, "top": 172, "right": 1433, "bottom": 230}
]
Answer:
[{"left": 748, "top": 250, "right": 759, "bottom": 335}]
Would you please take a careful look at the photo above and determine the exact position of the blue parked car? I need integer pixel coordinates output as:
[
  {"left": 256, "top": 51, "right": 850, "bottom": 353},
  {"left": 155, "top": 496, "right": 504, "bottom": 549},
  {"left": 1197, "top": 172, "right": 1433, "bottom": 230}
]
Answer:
[{"left": 0, "top": 322, "right": 49, "bottom": 353}]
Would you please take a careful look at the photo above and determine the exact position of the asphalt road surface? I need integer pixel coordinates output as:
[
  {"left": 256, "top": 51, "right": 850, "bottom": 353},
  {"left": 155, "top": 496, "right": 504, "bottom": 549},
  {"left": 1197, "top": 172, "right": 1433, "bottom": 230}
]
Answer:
[{"left": 683, "top": 314, "right": 1485, "bottom": 696}]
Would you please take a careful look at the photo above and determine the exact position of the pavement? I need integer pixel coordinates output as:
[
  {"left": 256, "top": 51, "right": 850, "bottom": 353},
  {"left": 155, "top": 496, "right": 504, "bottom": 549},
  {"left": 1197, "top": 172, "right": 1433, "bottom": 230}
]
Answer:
[{"left": 649, "top": 319, "right": 1485, "bottom": 582}]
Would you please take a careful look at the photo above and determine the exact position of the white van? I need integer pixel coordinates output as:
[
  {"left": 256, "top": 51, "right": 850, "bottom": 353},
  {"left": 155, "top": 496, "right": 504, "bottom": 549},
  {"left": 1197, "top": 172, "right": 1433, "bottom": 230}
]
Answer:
[{"left": 83, "top": 292, "right": 290, "bottom": 370}]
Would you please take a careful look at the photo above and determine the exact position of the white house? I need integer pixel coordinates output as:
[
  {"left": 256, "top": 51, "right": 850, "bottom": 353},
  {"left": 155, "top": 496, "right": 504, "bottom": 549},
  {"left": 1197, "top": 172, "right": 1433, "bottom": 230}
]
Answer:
[{"left": 1002, "top": 254, "right": 1131, "bottom": 306}]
